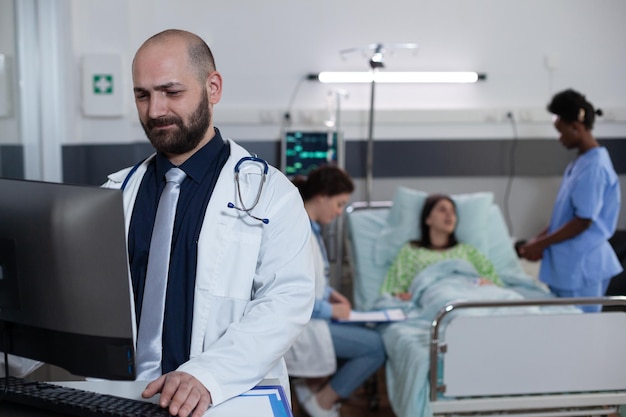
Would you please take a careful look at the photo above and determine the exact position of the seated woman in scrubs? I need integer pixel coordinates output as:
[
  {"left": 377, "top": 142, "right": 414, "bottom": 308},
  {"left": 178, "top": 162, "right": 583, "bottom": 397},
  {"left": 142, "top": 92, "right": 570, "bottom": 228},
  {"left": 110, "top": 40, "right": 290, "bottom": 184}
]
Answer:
[
  {"left": 284, "top": 165, "right": 385, "bottom": 417},
  {"left": 519, "top": 89, "right": 622, "bottom": 312}
]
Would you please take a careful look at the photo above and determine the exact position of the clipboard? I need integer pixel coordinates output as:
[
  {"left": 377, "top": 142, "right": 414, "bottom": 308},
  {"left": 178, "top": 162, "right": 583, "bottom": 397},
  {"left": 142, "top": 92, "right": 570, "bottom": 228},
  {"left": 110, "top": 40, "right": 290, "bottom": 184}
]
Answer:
[
  {"left": 210, "top": 384, "right": 293, "bottom": 416},
  {"left": 336, "top": 308, "right": 407, "bottom": 323}
]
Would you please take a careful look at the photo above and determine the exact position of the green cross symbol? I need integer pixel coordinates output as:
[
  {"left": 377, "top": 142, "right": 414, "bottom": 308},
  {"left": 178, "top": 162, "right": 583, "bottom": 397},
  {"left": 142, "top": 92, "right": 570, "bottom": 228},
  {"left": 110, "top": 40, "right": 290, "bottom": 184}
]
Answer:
[{"left": 93, "top": 74, "right": 114, "bottom": 94}]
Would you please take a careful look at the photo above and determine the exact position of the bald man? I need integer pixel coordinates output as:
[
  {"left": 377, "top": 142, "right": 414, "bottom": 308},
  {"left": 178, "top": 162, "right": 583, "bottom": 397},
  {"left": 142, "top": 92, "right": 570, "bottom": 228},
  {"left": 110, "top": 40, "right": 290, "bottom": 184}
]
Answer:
[{"left": 103, "top": 29, "right": 314, "bottom": 417}]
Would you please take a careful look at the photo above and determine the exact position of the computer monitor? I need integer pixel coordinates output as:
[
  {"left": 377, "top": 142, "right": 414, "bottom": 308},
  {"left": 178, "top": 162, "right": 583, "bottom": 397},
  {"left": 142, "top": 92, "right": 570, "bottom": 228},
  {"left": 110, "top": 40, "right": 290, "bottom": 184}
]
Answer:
[
  {"left": 282, "top": 130, "right": 337, "bottom": 177},
  {"left": 0, "top": 178, "right": 136, "bottom": 380}
]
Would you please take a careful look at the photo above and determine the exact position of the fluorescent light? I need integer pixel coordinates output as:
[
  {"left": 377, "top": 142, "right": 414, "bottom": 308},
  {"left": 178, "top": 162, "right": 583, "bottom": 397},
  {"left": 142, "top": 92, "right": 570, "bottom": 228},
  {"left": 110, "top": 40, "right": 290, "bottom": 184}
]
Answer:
[{"left": 309, "top": 71, "right": 486, "bottom": 84}]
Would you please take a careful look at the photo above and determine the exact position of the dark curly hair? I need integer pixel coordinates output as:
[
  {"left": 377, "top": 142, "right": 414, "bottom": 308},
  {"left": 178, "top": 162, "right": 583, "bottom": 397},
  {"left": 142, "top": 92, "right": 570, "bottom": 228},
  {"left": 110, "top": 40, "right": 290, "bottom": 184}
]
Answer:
[{"left": 547, "top": 89, "right": 603, "bottom": 130}]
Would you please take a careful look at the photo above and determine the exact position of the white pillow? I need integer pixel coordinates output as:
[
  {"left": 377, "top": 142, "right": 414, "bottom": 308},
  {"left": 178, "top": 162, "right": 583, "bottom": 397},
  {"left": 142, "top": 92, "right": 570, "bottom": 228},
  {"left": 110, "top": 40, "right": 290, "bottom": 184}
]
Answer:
[
  {"left": 374, "top": 186, "right": 494, "bottom": 267},
  {"left": 484, "top": 204, "right": 525, "bottom": 279}
]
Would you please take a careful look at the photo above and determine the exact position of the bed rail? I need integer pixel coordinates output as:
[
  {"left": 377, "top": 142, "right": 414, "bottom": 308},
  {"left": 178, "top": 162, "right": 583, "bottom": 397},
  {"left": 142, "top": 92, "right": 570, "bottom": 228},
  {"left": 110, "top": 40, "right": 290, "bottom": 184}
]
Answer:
[
  {"left": 345, "top": 200, "right": 392, "bottom": 213},
  {"left": 429, "top": 295, "right": 626, "bottom": 402},
  {"left": 345, "top": 200, "right": 626, "bottom": 416}
]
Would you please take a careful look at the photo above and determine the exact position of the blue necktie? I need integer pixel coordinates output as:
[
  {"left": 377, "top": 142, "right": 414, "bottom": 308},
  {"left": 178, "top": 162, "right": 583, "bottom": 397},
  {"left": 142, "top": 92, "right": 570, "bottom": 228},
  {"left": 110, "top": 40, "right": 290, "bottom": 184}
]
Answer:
[{"left": 136, "top": 167, "right": 187, "bottom": 380}]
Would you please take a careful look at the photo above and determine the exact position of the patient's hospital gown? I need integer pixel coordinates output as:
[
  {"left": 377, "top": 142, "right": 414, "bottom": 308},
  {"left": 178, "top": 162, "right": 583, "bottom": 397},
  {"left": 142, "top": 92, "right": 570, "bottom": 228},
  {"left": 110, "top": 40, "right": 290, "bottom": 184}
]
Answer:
[{"left": 380, "top": 242, "right": 502, "bottom": 296}]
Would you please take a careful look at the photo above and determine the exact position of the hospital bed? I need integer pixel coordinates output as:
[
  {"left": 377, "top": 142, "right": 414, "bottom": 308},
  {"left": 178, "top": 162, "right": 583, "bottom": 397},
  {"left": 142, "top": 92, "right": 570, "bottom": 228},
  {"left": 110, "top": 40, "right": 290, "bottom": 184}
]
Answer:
[{"left": 343, "top": 187, "right": 626, "bottom": 417}]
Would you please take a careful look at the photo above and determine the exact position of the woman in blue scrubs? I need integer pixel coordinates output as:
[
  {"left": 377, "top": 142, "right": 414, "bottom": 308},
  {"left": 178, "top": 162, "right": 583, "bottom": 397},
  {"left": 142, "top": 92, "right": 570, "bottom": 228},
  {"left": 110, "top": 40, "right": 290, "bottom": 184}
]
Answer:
[{"left": 519, "top": 89, "right": 622, "bottom": 312}]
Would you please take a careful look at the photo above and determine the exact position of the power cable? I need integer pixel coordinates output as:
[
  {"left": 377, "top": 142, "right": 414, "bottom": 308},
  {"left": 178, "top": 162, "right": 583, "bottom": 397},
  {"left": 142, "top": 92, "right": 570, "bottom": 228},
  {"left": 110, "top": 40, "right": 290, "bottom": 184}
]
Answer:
[
  {"left": 281, "top": 75, "right": 307, "bottom": 134},
  {"left": 277, "top": 76, "right": 308, "bottom": 174}
]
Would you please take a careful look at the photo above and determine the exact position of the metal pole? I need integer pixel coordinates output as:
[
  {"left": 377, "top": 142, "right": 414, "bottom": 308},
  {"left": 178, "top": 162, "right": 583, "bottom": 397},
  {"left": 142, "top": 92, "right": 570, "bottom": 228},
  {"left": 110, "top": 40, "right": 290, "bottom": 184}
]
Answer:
[
  {"left": 337, "top": 42, "right": 417, "bottom": 205},
  {"left": 334, "top": 89, "right": 346, "bottom": 170},
  {"left": 366, "top": 75, "right": 375, "bottom": 205},
  {"left": 333, "top": 91, "right": 345, "bottom": 291}
]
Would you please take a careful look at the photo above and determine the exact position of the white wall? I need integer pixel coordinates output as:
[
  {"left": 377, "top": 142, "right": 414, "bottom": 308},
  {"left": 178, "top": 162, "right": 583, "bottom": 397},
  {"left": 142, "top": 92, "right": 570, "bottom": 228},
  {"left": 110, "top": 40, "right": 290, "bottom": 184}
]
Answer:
[
  {"left": 0, "top": 0, "right": 17, "bottom": 143},
  {"left": 356, "top": 176, "right": 626, "bottom": 239},
  {"left": 66, "top": 0, "right": 626, "bottom": 143},
  {"left": 7, "top": 0, "right": 626, "bottom": 235}
]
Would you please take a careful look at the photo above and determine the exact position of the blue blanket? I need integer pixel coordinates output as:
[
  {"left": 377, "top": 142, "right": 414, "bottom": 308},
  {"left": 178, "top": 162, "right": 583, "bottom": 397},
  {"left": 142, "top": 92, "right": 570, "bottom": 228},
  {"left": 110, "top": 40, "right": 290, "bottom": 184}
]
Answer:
[{"left": 373, "top": 259, "right": 578, "bottom": 417}]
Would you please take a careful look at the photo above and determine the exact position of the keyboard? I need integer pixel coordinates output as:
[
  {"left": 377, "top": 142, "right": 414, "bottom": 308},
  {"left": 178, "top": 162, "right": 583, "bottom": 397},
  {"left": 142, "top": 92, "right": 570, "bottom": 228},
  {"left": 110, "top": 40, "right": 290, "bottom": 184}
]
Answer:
[{"left": 0, "top": 377, "right": 173, "bottom": 417}]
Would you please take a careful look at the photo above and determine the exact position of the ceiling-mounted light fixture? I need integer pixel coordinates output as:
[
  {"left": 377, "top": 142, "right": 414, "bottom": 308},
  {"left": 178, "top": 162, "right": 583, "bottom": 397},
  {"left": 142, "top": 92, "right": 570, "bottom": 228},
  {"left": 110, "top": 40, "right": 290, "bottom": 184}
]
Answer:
[
  {"left": 310, "top": 42, "right": 486, "bottom": 204},
  {"left": 307, "top": 71, "right": 487, "bottom": 84}
]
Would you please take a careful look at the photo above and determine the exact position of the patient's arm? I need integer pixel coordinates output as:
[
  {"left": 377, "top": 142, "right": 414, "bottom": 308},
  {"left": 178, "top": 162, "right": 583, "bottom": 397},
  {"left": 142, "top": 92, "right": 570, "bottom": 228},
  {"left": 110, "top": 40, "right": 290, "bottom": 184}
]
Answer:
[{"left": 395, "top": 292, "right": 413, "bottom": 301}]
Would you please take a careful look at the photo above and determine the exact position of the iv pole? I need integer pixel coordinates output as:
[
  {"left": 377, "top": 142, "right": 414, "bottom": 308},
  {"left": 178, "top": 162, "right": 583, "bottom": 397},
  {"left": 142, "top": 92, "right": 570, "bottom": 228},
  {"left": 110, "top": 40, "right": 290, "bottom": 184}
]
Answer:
[
  {"left": 340, "top": 43, "right": 418, "bottom": 205},
  {"left": 330, "top": 89, "right": 348, "bottom": 290},
  {"left": 333, "top": 89, "right": 348, "bottom": 169},
  {"left": 365, "top": 45, "right": 383, "bottom": 205}
]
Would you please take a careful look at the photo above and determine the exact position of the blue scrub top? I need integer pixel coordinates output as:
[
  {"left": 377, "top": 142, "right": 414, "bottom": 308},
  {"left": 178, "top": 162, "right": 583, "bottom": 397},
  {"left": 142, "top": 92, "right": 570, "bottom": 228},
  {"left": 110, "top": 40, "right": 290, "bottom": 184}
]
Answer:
[{"left": 539, "top": 147, "right": 623, "bottom": 290}]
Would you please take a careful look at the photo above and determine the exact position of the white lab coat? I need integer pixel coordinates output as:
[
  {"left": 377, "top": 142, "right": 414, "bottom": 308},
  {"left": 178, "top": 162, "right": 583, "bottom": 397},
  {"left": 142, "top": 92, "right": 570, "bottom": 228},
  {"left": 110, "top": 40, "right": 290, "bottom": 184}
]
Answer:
[
  {"left": 0, "top": 355, "right": 42, "bottom": 378},
  {"left": 102, "top": 138, "right": 315, "bottom": 406},
  {"left": 283, "top": 232, "right": 336, "bottom": 377}
]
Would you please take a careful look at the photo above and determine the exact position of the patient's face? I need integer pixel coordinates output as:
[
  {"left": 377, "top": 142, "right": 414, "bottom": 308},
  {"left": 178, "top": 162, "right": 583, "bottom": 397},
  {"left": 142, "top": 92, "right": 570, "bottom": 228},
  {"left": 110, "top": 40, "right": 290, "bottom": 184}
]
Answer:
[{"left": 426, "top": 199, "right": 457, "bottom": 235}]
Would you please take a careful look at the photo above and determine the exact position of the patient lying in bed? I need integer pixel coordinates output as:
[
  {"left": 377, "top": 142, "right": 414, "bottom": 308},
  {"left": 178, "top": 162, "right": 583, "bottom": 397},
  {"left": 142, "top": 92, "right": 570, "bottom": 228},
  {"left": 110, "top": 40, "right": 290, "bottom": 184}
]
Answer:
[
  {"left": 380, "top": 193, "right": 502, "bottom": 301},
  {"left": 365, "top": 192, "right": 579, "bottom": 417},
  {"left": 375, "top": 193, "right": 544, "bottom": 321}
]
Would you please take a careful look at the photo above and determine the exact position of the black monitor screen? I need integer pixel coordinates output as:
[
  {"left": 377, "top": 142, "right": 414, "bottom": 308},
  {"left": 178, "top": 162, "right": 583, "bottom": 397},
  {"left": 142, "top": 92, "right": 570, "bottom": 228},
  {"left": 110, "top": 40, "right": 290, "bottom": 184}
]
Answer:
[
  {"left": 0, "top": 178, "right": 136, "bottom": 380},
  {"left": 282, "top": 130, "right": 337, "bottom": 177}
]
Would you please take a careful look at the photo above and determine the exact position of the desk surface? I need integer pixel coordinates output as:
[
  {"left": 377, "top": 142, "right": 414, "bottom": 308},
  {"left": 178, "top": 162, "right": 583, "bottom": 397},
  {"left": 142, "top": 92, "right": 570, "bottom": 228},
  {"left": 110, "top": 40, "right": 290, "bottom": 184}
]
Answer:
[{"left": 0, "top": 379, "right": 292, "bottom": 417}]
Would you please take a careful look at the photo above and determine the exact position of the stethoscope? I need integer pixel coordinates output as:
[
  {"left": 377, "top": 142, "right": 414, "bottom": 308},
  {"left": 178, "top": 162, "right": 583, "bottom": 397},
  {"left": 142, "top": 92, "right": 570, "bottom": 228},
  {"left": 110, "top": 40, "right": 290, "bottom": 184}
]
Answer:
[
  {"left": 227, "top": 156, "right": 270, "bottom": 224},
  {"left": 121, "top": 155, "right": 270, "bottom": 225}
]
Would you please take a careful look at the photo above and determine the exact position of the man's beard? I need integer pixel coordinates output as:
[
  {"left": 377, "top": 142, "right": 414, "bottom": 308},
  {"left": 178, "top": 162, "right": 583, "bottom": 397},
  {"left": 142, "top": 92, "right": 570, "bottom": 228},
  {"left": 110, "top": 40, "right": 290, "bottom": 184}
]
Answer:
[{"left": 141, "top": 90, "right": 210, "bottom": 155}]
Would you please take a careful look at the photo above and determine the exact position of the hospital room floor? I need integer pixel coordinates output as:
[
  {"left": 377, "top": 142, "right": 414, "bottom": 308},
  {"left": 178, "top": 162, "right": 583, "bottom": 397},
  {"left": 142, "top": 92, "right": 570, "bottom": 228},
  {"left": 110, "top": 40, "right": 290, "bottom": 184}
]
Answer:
[{"left": 292, "top": 368, "right": 397, "bottom": 417}]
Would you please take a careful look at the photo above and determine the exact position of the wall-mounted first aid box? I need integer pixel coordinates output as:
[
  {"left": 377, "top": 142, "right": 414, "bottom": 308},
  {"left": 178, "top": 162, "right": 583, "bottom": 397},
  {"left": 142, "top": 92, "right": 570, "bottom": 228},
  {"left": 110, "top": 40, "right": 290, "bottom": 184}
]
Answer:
[{"left": 81, "top": 54, "right": 124, "bottom": 117}]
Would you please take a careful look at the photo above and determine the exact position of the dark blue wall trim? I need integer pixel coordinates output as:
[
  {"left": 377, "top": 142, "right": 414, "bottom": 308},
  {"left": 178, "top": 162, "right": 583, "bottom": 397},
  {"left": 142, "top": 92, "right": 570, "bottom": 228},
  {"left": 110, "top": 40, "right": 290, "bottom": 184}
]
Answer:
[
  {"left": 58, "top": 137, "right": 626, "bottom": 186},
  {"left": 0, "top": 145, "right": 24, "bottom": 179},
  {"left": 232, "top": 137, "right": 626, "bottom": 178},
  {"left": 62, "top": 143, "right": 155, "bottom": 186}
]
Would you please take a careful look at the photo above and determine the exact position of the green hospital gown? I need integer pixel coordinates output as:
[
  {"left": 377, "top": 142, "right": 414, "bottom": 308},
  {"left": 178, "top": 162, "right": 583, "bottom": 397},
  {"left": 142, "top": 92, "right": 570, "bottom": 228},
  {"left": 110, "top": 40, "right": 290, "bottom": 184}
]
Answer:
[{"left": 380, "top": 242, "right": 502, "bottom": 295}]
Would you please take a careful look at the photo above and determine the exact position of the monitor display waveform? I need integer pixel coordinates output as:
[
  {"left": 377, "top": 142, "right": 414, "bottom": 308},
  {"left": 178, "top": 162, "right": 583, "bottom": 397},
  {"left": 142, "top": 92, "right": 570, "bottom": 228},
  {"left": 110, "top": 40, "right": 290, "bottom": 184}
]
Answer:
[{"left": 283, "top": 131, "right": 337, "bottom": 177}]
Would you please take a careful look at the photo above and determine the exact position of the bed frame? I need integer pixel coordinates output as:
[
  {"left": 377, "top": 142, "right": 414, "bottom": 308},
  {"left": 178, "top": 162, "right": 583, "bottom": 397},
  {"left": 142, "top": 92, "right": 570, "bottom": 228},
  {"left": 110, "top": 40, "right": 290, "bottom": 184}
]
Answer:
[
  {"left": 344, "top": 201, "right": 626, "bottom": 417},
  {"left": 429, "top": 298, "right": 626, "bottom": 416}
]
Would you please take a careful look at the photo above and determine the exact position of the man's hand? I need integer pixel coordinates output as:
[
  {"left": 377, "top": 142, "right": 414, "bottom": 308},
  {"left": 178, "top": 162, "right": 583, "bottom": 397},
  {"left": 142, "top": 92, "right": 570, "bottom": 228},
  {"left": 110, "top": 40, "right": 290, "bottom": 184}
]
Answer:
[{"left": 142, "top": 371, "right": 212, "bottom": 417}]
